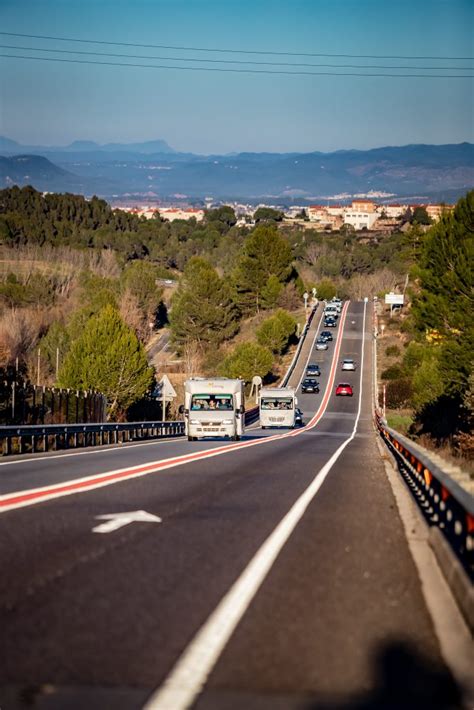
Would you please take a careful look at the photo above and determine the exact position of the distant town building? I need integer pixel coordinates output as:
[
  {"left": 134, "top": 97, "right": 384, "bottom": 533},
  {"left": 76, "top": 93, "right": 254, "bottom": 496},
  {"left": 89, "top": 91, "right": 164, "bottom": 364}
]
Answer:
[
  {"left": 351, "top": 199, "right": 376, "bottom": 213},
  {"left": 343, "top": 210, "right": 379, "bottom": 230},
  {"left": 159, "top": 208, "right": 205, "bottom": 222},
  {"left": 379, "top": 204, "right": 409, "bottom": 218},
  {"left": 425, "top": 204, "right": 454, "bottom": 222}
]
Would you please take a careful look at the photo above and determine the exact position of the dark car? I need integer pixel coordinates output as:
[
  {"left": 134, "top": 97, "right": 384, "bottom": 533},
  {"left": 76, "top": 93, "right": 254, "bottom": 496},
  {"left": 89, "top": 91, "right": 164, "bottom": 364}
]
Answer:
[
  {"left": 320, "top": 330, "right": 333, "bottom": 342},
  {"left": 295, "top": 408, "right": 304, "bottom": 426},
  {"left": 306, "top": 363, "right": 321, "bottom": 376},
  {"left": 324, "top": 316, "right": 337, "bottom": 327},
  {"left": 302, "top": 378, "right": 320, "bottom": 393}
]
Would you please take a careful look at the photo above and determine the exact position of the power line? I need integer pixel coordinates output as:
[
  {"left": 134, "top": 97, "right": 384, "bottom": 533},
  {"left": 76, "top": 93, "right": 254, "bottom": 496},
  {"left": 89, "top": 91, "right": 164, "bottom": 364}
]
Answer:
[
  {"left": 0, "top": 44, "right": 471, "bottom": 72},
  {"left": 0, "top": 31, "right": 472, "bottom": 62},
  {"left": 1, "top": 53, "right": 472, "bottom": 78}
]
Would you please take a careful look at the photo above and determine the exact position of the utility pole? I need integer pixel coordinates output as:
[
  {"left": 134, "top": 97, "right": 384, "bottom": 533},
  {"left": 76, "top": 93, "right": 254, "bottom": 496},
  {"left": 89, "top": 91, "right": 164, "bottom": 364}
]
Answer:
[{"left": 37, "top": 348, "right": 41, "bottom": 386}]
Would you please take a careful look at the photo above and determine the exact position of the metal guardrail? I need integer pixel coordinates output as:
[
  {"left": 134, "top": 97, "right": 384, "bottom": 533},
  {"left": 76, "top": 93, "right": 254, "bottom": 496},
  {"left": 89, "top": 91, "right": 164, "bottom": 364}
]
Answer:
[
  {"left": 0, "top": 314, "right": 314, "bottom": 458},
  {"left": 0, "top": 421, "right": 185, "bottom": 456},
  {"left": 281, "top": 305, "right": 317, "bottom": 387},
  {"left": 0, "top": 408, "right": 262, "bottom": 456},
  {"left": 375, "top": 411, "right": 474, "bottom": 581}
]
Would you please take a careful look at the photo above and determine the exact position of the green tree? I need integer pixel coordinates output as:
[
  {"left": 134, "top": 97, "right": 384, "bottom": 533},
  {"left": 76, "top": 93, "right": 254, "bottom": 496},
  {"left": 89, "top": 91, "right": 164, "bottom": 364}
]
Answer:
[
  {"left": 253, "top": 207, "right": 284, "bottom": 223},
  {"left": 205, "top": 206, "right": 237, "bottom": 230},
  {"left": 121, "top": 260, "right": 163, "bottom": 317},
  {"left": 411, "top": 206, "right": 431, "bottom": 225},
  {"left": 232, "top": 226, "right": 293, "bottom": 313},
  {"left": 58, "top": 305, "right": 153, "bottom": 418},
  {"left": 219, "top": 342, "right": 273, "bottom": 382},
  {"left": 316, "top": 278, "right": 337, "bottom": 301},
  {"left": 261, "top": 274, "right": 283, "bottom": 308},
  {"left": 169, "top": 257, "right": 239, "bottom": 347},
  {"left": 408, "top": 191, "right": 474, "bottom": 438},
  {"left": 256, "top": 309, "right": 296, "bottom": 354}
]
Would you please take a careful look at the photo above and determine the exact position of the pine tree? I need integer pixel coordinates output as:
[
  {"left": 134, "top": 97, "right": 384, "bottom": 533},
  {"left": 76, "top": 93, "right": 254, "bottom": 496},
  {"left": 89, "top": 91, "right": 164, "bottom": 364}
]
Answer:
[
  {"left": 58, "top": 305, "right": 154, "bottom": 418},
  {"left": 219, "top": 342, "right": 273, "bottom": 382},
  {"left": 169, "top": 257, "right": 239, "bottom": 347},
  {"left": 232, "top": 226, "right": 293, "bottom": 313}
]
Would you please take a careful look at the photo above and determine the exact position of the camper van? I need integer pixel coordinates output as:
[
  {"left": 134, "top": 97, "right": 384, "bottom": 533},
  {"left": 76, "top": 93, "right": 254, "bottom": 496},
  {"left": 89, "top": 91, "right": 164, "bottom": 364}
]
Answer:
[
  {"left": 259, "top": 386, "right": 298, "bottom": 429},
  {"left": 183, "top": 378, "right": 245, "bottom": 441}
]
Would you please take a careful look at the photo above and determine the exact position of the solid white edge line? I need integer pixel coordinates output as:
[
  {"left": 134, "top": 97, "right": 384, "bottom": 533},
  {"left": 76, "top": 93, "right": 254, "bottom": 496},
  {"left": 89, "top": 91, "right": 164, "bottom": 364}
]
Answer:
[
  {"left": 294, "top": 302, "right": 327, "bottom": 392},
  {"left": 143, "top": 301, "right": 367, "bottom": 710}
]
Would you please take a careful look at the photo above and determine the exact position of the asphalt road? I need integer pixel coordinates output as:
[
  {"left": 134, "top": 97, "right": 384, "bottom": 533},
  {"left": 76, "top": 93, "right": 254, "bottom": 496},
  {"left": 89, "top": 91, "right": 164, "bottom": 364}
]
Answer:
[{"left": 0, "top": 302, "right": 462, "bottom": 710}]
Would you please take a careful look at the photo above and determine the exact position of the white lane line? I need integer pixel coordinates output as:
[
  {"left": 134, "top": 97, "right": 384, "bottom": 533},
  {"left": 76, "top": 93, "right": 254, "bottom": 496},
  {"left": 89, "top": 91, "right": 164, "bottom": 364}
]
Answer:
[
  {"left": 247, "top": 305, "right": 324, "bottom": 433},
  {"left": 294, "top": 304, "right": 327, "bottom": 392},
  {"left": 0, "top": 436, "right": 184, "bottom": 467},
  {"left": 144, "top": 302, "right": 367, "bottom": 710}
]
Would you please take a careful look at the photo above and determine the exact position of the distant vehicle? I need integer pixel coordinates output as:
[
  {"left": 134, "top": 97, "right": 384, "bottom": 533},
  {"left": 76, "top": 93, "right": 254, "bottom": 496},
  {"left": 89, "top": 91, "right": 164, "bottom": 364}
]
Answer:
[
  {"left": 341, "top": 358, "right": 356, "bottom": 371},
  {"left": 259, "top": 386, "right": 298, "bottom": 429},
  {"left": 301, "top": 378, "right": 319, "bottom": 394},
  {"left": 319, "top": 331, "right": 333, "bottom": 342},
  {"left": 184, "top": 378, "right": 245, "bottom": 441},
  {"left": 324, "top": 304, "right": 339, "bottom": 318},
  {"left": 315, "top": 338, "right": 328, "bottom": 350},
  {"left": 294, "top": 408, "right": 304, "bottom": 426},
  {"left": 324, "top": 317, "right": 337, "bottom": 328},
  {"left": 306, "top": 363, "right": 321, "bottom": 376},
  {"left": 164, "top": 279, "right": 174, "bottom": 285},
  {"left": 336, "top": 382, "right": 353, "bottom": 396}
]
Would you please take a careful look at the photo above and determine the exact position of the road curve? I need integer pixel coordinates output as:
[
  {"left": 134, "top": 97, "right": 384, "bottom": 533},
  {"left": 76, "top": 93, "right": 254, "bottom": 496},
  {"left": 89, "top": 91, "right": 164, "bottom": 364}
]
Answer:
[{"left": 0, "top": 301, "right": 461, "bottom": 710}]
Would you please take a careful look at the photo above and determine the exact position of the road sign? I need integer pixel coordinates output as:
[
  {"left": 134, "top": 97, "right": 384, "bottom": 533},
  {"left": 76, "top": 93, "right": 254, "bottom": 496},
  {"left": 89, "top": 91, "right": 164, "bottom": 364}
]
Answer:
[
  {"left": 385, "top": 293, "right": 404, "bottom": 305},
  {"left": 159, "top": 374, "right": 177, "bottom": 399}
]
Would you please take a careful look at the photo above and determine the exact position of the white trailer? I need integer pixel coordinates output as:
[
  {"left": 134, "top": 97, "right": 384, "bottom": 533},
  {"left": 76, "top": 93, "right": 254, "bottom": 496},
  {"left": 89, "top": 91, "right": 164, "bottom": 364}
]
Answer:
[
  {"left": 259, "top": 386, "right": 297, "bottom": 429},
  {"left": 183, "top": 378, "right": 245, "bottom": 441}
]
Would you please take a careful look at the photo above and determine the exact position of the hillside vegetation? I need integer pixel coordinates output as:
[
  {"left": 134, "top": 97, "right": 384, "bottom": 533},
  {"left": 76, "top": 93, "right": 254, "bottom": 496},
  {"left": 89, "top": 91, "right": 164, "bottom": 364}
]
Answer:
[{"left": 0, "top": 186, "right": 471, "bottom": 450}]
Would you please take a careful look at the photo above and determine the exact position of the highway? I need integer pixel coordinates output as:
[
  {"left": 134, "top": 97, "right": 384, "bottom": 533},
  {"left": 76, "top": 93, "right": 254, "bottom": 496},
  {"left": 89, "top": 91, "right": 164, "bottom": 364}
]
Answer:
[{"left": 0, "top": 301, "right": 464, "bottom": 710}]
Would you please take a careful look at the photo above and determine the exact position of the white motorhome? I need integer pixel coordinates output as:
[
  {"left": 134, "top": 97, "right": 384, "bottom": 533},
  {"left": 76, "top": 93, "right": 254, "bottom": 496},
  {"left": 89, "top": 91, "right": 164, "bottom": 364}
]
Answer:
[
  {"left": 259, "top": 386, "right": 298, "bottom": 429},
  {"left": 324, "top": 303, "right": 339, "bottom": 318},
  {"left": 183, "top": 378, "right": 245, "bottom": 441}
]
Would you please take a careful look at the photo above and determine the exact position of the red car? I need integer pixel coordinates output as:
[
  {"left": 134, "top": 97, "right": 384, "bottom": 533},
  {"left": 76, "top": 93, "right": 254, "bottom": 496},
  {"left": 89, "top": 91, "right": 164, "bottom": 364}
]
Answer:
[{"left": 336, "top": 382, "right": 353, "bottom": 396}]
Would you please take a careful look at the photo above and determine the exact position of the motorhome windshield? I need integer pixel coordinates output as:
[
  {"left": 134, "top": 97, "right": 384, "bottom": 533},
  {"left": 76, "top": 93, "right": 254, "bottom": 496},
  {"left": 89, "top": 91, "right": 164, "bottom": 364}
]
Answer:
[
  {"left": 260, "top": 397, "right": 294, "bottom": 410},
  {"left": 191, "top": 394, "right": 233, "bottom": 410}
]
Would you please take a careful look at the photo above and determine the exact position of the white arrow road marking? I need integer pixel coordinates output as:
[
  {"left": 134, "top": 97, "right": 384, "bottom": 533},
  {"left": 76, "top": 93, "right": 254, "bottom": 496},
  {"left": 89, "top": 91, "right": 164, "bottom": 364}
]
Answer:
[{"left": 92, "top": 510, "right": 162, "bottom": 534}]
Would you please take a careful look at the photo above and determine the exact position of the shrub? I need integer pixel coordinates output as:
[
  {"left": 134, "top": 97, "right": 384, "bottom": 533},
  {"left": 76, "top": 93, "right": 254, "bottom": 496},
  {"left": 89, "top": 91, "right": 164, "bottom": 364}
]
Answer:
[
  {"left": 385, "top": 378, "right": 413, "bottom": 408},
  {"left": 385, "top": 345, "right": 401, "bottom": 357},
  {"left": 219, "top": 342, "right": 273, "bottom": 382},
  {"left": 381, "top": 364, "right": 403, "bottom": 380}
]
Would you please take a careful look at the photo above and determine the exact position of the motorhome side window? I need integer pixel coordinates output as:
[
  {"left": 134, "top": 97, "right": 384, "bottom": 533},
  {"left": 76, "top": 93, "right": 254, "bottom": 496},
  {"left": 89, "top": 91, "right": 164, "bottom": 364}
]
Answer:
[{"left": 191, "top": 394, "right": 234, "bottom": 410}]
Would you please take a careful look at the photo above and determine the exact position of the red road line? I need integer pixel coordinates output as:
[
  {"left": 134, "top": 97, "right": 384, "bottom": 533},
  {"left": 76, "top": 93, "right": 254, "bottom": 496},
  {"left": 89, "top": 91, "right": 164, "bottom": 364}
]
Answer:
[{"left": 0, "top": 303, "right": 349, "bottom": 513}]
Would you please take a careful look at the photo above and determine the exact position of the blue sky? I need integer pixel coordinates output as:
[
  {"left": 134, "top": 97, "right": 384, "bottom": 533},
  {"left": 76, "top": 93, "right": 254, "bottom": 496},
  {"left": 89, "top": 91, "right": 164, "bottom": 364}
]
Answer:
[{"left": 0, "top": 0, "right": 472, "bottom": 153}]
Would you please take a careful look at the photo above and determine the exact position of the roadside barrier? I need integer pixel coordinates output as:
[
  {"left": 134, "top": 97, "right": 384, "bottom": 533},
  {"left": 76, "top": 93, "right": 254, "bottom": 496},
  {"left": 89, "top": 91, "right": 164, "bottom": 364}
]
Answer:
[
  {"left": 0, "top": 409, "right": 263, "bottom": 456},
  {"left": 375, "top": 410, "right": 474, "bottom": 584},
  {"left": 0, "top": 308, "right": 316, "bottom": 457},
  {"left": 0, "top": 421, "right": 185, "bottom": 456},
  {"left": 281, "top": 304, "right": 317, "bottom": 387}
]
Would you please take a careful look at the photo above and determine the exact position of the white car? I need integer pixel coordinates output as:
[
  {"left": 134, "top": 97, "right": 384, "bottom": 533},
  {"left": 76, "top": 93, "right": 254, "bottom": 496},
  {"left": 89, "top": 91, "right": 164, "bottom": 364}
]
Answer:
[
  {"left": 341, "top": 358, "right": 356, "bottom": 371},
  {"left": 316, "top": 339, "right": 328, "bottom": 351}
]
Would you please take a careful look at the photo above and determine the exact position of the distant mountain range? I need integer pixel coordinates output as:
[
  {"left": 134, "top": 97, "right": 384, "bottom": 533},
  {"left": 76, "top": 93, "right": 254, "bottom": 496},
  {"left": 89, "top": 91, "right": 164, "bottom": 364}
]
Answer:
[{"left": 0, "top": 137, "right": 472, "bottom": 204}]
